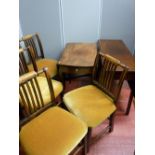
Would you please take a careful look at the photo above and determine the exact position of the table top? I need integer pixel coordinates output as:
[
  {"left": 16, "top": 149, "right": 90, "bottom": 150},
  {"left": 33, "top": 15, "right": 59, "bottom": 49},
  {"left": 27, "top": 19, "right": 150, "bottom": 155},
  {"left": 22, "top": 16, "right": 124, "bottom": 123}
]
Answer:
[
  {"left": 98, "top": 39, "right": 135, "bottom": 72},
  {"left": 59, "top": 40, "right": 135, "bottom": 72},
  {"left": 59, "top": 43, "right": 97, "bottom": 67}
]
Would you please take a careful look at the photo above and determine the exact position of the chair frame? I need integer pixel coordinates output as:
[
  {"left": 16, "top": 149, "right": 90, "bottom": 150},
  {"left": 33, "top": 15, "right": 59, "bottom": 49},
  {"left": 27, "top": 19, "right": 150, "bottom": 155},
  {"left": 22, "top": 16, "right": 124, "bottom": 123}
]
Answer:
[
  {"left": 19, "top": 33, "right": 45, "bottom": 59},
  {"left": 63, "top": 52, "right": 129, "bottom": 153},
  {"left": 90, "top": 52, "right": 128, "bottom": 150},
  {"left": 19, "top": 69, "right": 87, "bottom": 155}
]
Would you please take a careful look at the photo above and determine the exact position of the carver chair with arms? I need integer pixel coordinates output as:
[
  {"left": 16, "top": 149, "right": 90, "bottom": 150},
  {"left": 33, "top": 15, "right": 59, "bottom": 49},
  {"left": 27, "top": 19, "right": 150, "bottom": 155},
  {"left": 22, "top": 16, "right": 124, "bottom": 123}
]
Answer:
[
  {"left": 19, "top": 33, "right": 58, "bottom": 78},
  {"left": 63, "top": 52, "right": 128, "bottom": 153},
  {"left": 19, "top": 68, "right": 88, "bottom": 155}
]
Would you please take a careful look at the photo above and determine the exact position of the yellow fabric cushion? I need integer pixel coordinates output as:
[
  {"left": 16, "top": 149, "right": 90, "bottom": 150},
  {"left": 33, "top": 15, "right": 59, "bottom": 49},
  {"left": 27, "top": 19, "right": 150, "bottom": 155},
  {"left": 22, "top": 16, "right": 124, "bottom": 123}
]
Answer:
[
  {"left": 20, "top": 107, "right": 87, "bottom": 155},
  {"left": 37, "top": 77, "right": 63, "bottom": 101},
  {"left": 28, "top": 58, "right": 57, "bottom": 77},
  {"left": 20, "top": 77, "right": 63, "bottom": 112},
  {"left": 63, "top": 85, "right": 116, "bottom": 127}
]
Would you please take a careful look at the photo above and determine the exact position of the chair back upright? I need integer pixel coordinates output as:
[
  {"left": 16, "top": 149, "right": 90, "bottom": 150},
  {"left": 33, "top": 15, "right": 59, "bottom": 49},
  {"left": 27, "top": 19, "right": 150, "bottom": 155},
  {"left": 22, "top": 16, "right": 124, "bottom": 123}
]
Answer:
[
  {"left": 92, "top": 52, "right": 128, "bottom": 102},
  {"left": 19, "top": 33, "right": 45, "bottom": 60},
  {"left": 19, "top": 68, "right": 55, "bottom": 126},
  {"left": 19, "top": 47, "right": 37, "bottom": 76}
]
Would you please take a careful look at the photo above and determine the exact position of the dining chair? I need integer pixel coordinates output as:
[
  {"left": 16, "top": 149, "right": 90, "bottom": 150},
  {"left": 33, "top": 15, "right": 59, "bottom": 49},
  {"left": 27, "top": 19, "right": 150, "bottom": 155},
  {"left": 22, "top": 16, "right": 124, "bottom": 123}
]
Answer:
[
  {"left": 19, "top": 33, "right": 58, "bottom": 78},
  {"left": 63, "top": 52, "right": 128, "bottom": 152},
  {"left": 19, "top": 69, "right": 88, "bottom": 155},
  {"left": 19, "top": 47, "right": 63, "bottom": 109}
]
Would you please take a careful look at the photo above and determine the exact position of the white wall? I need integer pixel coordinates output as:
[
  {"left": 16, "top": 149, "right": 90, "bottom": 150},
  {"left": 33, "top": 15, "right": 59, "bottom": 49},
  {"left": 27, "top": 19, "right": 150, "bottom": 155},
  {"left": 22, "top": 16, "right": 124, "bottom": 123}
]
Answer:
[
  {"left": 61, "top": 0, "right": 101, "bottom": 43},
  {"left": 19, "top": 0, "right": 63, "bottom": 59},
  {"left": 101, "top": 0, "right": 135, "bottom": 54},
  {"left": 19, "top": 20, "right": 23, "bottom": 38},
  {"left": 19, "top": 0, "right": 135, "bottom": 58}
]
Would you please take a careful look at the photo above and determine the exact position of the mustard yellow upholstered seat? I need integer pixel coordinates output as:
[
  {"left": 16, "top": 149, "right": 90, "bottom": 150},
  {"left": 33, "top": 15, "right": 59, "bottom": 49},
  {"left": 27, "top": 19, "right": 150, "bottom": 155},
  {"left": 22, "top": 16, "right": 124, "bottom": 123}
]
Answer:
[
  {"left": 37, "top": 76, "right": 63, "bottom": 101},
  {"left": 20, "top": 106, "right": 87, "bottom": 155},
  {"left": 19, "top": 76, "right": 63, "bottom": 113},
  {"left": 28, "top": 58, "right": 57, "bottom": 78},
  {"left": 64, "top": 85, "right": 116, "bottom": 127}
]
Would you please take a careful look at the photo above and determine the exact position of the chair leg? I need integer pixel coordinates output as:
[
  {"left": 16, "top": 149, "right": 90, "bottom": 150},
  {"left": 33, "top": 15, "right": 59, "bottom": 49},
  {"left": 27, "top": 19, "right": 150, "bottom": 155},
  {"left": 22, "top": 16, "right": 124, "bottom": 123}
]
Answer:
[
  {"left": 87, "top": 128, "right": 92, "bottom": 152},
  {"left": 125, "top": 90, "right": 133, "bottom": 115},
  {"left": 83, "top": 135, "right": 87, "bottom": 155},
  {"left": 109, "top": 113, "right": 115, "bottom": 133}
]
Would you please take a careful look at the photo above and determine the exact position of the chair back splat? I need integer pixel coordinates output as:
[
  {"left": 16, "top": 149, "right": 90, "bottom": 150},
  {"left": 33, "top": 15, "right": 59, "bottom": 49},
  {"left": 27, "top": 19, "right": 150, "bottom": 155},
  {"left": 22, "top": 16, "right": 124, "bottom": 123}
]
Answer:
[
  {"left": 19, "top": 33, "right": 44, "bottom": 59},
  {"left": 19, "top": 47, "right": 38, "bottom": 76},
  {"left": 19, "top": 68, "right": 55, "bottom": 126},
  {"left": 92, "top": 52, "right": 128, "bottom": 102}
]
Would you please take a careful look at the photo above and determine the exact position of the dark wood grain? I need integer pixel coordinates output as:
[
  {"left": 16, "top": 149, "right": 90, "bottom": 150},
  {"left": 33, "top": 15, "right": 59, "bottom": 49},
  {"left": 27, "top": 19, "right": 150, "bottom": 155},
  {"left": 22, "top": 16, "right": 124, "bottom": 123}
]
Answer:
[
  {"left": 20, "top": 33, "right": 44, "bottom": 59},
  {"left": 59, "top": 43, "right": 97, "bottom": 67},
  {"left": 97, "top": 40, "right": 135, "bottom": 71}
]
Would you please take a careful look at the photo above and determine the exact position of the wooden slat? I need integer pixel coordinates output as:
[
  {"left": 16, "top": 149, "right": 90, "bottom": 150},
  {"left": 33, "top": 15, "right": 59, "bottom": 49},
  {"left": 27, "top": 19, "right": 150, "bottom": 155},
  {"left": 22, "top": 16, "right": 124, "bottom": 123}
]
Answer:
[
  {"left": 29, "top": 38, "right": 38, "bottom": 58},
  {"left": 19, "top": 51, "right": 29, "bottom": 75},
  {"left": 30, "top": 79, "right": 41, "bottom": 109},
  {"left": 21, "top": 84, "right": 33, "bottom": 114},
  {"left": 19, "top": 87, "right": 29, "bottom": 116},
  {"left": 35, "top": 33, "right": 45, "bottom": 58},
  {"left": 26, "top": 81, "right": 37, "bottom": 112},
  {"left": 34, "top": 77, "right": 44, "bottom": 107}
]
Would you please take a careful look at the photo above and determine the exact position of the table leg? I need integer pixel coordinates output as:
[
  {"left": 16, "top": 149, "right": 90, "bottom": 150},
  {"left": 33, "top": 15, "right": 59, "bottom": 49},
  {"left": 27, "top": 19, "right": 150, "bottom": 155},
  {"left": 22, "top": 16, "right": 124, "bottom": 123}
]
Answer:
[
  {"left": 125, "top": 90, "right": 133, "bottom": 115},
  {"left": 126, "top": 79, "right": 135, "bottom": 115}
]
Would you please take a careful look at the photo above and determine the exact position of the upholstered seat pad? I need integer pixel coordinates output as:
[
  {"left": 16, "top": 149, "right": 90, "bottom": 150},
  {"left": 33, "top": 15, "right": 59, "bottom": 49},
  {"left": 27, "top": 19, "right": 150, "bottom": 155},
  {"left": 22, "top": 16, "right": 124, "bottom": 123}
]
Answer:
[
  {"left": 38, "top": 77, "right": 63, "bottom": 102},
  {"left": 64, "top": 85, "right": 116, "bottom": 127},
  {"left": 28, "top": 58, "right": 57, "bottom": 77},
  {"left": 20, "top": 107, "right": 87, "bottom": 155}
]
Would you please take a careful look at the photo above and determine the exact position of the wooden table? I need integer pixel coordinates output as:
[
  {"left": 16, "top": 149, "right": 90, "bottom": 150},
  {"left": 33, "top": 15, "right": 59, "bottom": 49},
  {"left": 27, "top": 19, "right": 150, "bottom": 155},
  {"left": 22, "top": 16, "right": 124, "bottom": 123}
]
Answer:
[
  {"left": 58, "top": 43, "right": 97, "bottom": 80},
  {"left": 98, "top": 39, "right": 135, "bottom": 114},
  {"left": 58, "top": 40, "right": 135, "bottom": 114}
]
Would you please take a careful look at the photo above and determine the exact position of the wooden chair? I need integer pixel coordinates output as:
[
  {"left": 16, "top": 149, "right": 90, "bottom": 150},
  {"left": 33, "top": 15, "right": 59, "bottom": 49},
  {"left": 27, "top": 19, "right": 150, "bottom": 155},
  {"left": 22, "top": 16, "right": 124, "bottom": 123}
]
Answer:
[
  {"left": 19, "top": 69, "right": 88, "bottom": 155},
  {"left": 63, "top": 52, "right": 128, "bottom": 153},
  {"left": 19, "top": 33, "right": 58, "bottom": 78},
  {"left": 19, "top": 47, "right": 63, "bottom": 108}
]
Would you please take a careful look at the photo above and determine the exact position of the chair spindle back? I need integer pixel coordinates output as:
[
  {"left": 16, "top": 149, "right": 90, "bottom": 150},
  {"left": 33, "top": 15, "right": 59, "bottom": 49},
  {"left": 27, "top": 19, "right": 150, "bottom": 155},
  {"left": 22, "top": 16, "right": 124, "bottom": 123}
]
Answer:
[
  {"left": 19, "top": 33, "right": 44, "bottom": 59},
  {"left": 92, "top": 52, "right": 128, "bottom": 102},
  {"left": 19, "top": 47, "right": 38, "bottom": 76},
  {"left": 19, "top": 68, "right": 55, "bottom": 125}
]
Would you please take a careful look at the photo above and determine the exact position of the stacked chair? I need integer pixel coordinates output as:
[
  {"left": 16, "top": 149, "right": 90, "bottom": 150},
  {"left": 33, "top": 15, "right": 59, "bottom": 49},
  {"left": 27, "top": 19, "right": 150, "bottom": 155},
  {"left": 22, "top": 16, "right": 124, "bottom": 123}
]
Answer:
[{"left": 19, "top": 45, "right": 88, "bottom": 154}]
